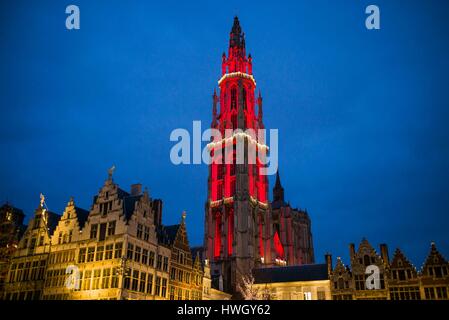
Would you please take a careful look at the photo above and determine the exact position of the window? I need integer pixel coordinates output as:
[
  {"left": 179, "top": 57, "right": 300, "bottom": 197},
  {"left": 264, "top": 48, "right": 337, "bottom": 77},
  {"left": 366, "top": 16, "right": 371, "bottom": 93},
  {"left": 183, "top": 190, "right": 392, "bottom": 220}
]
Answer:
[
  {"left": 161, "top": 278, "right": 167, "bottom": 298},
  {"left": 355, "top": 275, "right": 365, "bottom": 290},
  {"left": 425, "top": 287, "right": 436, "bottom": 300},
  {"left": 90, "top": 224, "right": 98, "bottom": 239},
  {"left": 99, "top": 223, "right": 107, "bottom": 241},
  {"left": 363, "top": 255, "right": 371, "bottom": 266},
  {"left": 132, "top": 270, "right": 139, "bottom": 291},
  {"left": 78, "top": 248, "right": 86, "bottom": 263},
  {"left": 230, "top": 179, "right": 236, "bottom": 195},
  {"left": 30, "top": 238, "right": 36, "bottom": 250},
  {"left": 134, "top": 246, "right": 141, "bottom": 263},
  {"left": 114, "top": 243, "right": 123, "bottom": 259},
  {"left": 33, "top": 216, "right": 41, "bottom": 229},
  {"left": 337, "top": 278, "right": 344, "bottom": 289},
  {"left": 177, "top": 288, "right": 182, "bottom": 300},
  {"left": 217, "top": 164, "right": 224, "bottom": 180},
  {"left": 77, "top": 271, "right": 83, "bottom": 291},
  {"left": 217, "top": 184, "right": 223, "bottom": 199},
  {"left": 170, "top": 268, "right": 176, "bottom": 280},
  {"left": 87, "top": 247, "right": 95, "bottom": 262},
  {"left": 436, "top": 287, "right": 448, "bottom": 299},
  {"left": 96, "top": 246, "right": 104, "bottom": 261},
  {"left": 178, "top": 253, "right": 184, "bottom": 264},
  {"left": 105, "top": 244, "right": 113, "bottom": 260},
  {"left": 231, "top": 88, "right": 237, "bottom": 110},
  {"left": 102, "top": 269, "right": 111, "bottom": 289},
  {"left": 142, "top": 249, "right": 148, "bottom": 265},
  {"left": 242, "top": 88, "right": 247, "bottom": 110},
  {"left": 304, "top": 292, "right": 312, "bottom": 300},
  {"left": 107, "top": 221, "right": 116, "bottom": 236},
  {"left": 317, "top": 291, "right": 326, "bottom": 300},
  {"left": 149, "top": 251, "right": 155, "bottom": 267},
  {"left": 38, "top": 236, "right": 44, "bottom": 246},
  {"left": 155, "top": 277, "right": 161, "bottom": 296},
  {"left": 83, "top": 270, "right": 92, "bottom": 290},
  {"left": 156, "top": 254, "right": 162, "bottom": 270},
  {"left": 68, "top": 230, "right": 73, "bottom": 242},
  {"left": 92, "top": 269, "right": 101, "bottom": 290},
  {"left": 111, "top": 268, "right": 119, "bottom": 288},
  {"left": 144, "top": 226, "right": 150, "bottom": 241},
  {"left": 58, "top": 232, "right": 63, "bottom": 244},
  {"left": 139, "top": 272, "right": 147, "bottom": 293},
  {"left": 124, "top": 271, "right": 131, "bottom": 290},
  {"left": 231, "top": 114, "right": 237, "bottom": 128},
  {"left": 137, "top": 224, "right": 143, "bottom": 239},
  {"left": 170, "top": 287, "right": 175, "bottom": 300},
  {"left": 147, "top": 274, "right": 153, "bottom": 294},
  {"left": 127, "top": 243, "right": 134, "bottom": 260},
  {"left": 163, "top": 256, "right": 169, "bottom": 272}
]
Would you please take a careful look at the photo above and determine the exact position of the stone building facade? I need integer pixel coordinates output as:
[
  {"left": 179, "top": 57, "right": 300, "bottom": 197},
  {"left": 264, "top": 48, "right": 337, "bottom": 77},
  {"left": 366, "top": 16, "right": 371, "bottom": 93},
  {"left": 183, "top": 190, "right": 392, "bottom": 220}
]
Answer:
[
  {"left": 0, "top": 204, "right": 26, "bottom": 292},
  {"left": 0, "top": 171, "right": 224, "bottom": 300},
  {"left": 328, "top": 239, "right": 449, "bottom": 300},
  {"left": 252, "top": 263, "right": 331, "bottom": 300},
  {"left": 203, "top": 16, "right": 314, "bottom": 295}
]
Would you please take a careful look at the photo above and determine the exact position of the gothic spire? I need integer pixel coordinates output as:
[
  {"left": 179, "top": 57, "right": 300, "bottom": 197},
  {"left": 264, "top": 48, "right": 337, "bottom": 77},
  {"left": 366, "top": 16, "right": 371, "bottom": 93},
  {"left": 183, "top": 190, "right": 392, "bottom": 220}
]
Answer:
[
  {"left": 275, "top": 170, "right": 282, "bottom": 188},
  {"left": 229, "top": 16, "right": 245, "bottom": 50},
  {"left": 273, "top": 170, "right": 285, "bottom": 203}
]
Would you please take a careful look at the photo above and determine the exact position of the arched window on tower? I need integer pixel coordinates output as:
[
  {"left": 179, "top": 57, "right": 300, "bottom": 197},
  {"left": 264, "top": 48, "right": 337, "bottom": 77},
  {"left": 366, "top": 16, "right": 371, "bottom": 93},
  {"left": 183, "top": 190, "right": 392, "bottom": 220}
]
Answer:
[
  {"left": 242, "top": 88, "right": 247, "bottom": 110},
  {"left": 231, "top": 114, "right": 237, "bottom": 128},
  {"left": 231, "top": 88, "right": 237, "bottom": 110}
]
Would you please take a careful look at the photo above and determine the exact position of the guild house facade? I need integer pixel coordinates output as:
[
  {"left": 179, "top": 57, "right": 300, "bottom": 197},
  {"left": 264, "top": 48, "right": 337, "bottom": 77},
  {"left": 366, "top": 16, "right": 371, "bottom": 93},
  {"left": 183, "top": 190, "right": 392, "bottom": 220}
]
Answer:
[
  {"left": 0, "top": 170, "right": 230, "bottom": 300},
  {"left": 327, "top": 239, "right": 449, "bottom": 300}
]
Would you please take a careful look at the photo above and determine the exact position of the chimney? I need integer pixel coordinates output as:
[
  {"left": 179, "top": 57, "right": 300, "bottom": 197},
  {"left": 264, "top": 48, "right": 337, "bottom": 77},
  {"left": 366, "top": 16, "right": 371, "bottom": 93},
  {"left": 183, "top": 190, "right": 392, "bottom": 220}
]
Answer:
[
  {"left": 380, "top": 244, "right": 389, "bottom": 265},
  {"left": 349, "top": 243, "right": 356, "bottom": 262},
  {"left": 130, "top": 183, "right": 142, "bottom": 196},
  {"left": 325, "top": 253, "right": 333, "bottom": 275},
  {"left": 152, "top": 199, "right": 163, "bottom": 227}
]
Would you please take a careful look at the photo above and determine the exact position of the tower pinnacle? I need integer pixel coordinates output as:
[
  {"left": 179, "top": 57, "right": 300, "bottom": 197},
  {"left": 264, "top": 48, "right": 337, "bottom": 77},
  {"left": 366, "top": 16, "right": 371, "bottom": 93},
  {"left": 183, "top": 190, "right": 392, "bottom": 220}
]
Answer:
[
  {"left": 273, "top": 170, "right": 285, "bottom": 203},
  {"left": 229, "top": 16, "right": 245, "bottom": 49}
]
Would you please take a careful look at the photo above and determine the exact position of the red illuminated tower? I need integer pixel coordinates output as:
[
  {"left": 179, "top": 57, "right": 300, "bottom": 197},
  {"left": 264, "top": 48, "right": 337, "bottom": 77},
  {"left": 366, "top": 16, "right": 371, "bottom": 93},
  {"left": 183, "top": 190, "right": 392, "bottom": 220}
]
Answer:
[{"left": 204, "top": 17, "right": 272, "bottom": 294}]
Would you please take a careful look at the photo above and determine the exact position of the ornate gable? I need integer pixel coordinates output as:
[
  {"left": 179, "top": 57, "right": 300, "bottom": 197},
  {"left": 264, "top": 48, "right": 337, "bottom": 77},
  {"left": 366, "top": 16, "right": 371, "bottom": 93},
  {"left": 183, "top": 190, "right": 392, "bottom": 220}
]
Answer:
[
  {"left": 50, "top": 197, "right": 88, "bottom": 245},
  {"left": 351, "top": 238, "right": 385, "bottom": 274},
  {"left": 421, "top": 242, "right": 449, "bottom": 278},
  {"left": 389, "top": 248, "right": 418, "bottom": 281}
]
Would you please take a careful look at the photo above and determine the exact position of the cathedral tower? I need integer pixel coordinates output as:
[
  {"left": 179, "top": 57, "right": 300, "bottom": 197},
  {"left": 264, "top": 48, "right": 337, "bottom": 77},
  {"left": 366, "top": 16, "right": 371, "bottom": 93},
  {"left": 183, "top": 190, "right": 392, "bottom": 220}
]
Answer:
[{"left": 204, "top": 17, "right": 271, "bottom": 294}]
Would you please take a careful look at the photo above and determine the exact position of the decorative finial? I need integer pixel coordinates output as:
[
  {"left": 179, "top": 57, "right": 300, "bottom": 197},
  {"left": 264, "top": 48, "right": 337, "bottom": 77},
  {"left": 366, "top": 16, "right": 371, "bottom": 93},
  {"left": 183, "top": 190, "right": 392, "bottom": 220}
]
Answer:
[
  {"left": 108, "top": 165, "right": 116, "bottom": 179},
  {"left": 182, "top": 210, "right": 187, "bottom": 221},
  {"left": 40, "top": 193, "right": 45, "bottom": 207}
]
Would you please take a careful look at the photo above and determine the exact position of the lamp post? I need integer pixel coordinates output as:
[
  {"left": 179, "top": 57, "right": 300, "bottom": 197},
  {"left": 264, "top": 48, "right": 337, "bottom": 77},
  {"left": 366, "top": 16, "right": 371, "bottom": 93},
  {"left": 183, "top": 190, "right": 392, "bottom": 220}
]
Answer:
[{"left": 116, "top": 256, "right": 130, "bottom": 300}]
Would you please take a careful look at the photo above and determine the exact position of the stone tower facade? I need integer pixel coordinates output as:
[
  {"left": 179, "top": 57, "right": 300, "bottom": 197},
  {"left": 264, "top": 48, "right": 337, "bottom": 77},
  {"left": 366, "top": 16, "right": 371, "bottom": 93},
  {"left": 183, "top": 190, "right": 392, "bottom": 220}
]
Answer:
[
  {"left": 203, "top": 17, "right": 315, "bottom": 295},
  {"left": 204, "top": 17, "right": 271, "bottom": 294}
]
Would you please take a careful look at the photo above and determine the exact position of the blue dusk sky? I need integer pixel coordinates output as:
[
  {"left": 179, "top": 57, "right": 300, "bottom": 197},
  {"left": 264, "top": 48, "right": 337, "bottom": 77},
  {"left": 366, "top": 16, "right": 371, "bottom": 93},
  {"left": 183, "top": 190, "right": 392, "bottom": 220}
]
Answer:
[{"left": 1, "top": 0, "right": 448, "bottom": 267}]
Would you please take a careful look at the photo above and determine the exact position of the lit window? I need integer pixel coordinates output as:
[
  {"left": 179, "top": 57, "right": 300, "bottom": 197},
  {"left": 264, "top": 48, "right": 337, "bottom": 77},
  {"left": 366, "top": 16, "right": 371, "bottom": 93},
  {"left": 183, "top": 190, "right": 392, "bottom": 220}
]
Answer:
[{"left": 90, "top": 224, "right": 98, "bottom": 239}]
